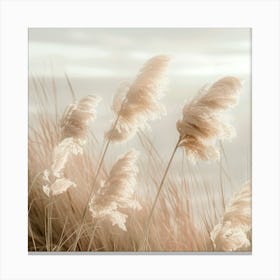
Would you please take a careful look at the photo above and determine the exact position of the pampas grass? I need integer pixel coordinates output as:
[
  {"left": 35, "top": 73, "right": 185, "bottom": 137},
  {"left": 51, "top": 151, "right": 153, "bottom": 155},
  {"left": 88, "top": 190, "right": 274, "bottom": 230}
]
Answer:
[
  {"left": 106, "top": 55, "right": 170, "bottom": 142},
  {"left": 61, "top": 95, "right": 101, "bottom": 142},
  {"left": 210, "top": 182, "right": 251, "bottom": 251},
  {"left": 71, "top": 55, "right": 170, "bottom": 250},
  {"left": 43, "top": 177, "right": 77, "bottom": 197},
  {"left": 42, "top": 138, "right": 81, "bottom": 196},
  {"left": 139, "top": 76, "right": 242, "bottom": 250},
  {"left": 41, "top": 95, "right": 101, "bottom": 197},
  {"left": 28, "top": 59, "right": 250, "bottom": 253},
  {"left": 89, "top": 149, "right": 141, "bottom": 231},
  {"left": 34, "top": 94, "right": 101, "bottom": 251},
  {"left": 177, "top": 77, "right": 242, "bottom": 162}
]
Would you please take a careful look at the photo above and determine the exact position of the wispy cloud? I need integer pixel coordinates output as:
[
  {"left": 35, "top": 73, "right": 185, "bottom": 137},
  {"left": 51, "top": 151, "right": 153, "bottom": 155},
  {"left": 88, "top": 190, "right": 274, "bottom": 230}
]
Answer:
[{"left": 29, "top": 42, "right": 109, "bottom": 60}]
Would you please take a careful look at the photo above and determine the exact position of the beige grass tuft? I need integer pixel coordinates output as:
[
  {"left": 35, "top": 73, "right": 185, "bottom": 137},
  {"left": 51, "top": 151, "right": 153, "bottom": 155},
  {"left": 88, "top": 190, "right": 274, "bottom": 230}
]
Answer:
[
  {"left": 177, "top": 76, "right": 242, "bottom": 162},
  {"left": 106, "top": 55, "right": 170, "bottom": 142},
  {"left": 28, "top": 63, "right": 249, "bottom": 253},
  {"left": 42, "top": 95, "right": 101, "bottom": 196},
  {"left": 61, "top": 95, "right": 101, "bottom": 142},
  {"left": 210, "top": 181, "right": 251, "bottom": 252},
  {"left": 89, "top": 149, "right": 141, "bottom": 231}
]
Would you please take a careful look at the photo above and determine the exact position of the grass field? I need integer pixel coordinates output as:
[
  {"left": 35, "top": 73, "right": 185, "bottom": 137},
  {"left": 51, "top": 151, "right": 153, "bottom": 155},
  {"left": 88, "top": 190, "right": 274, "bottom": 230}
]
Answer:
[{"left": 28, "top": 56, "right": 251, "bottom": 252}]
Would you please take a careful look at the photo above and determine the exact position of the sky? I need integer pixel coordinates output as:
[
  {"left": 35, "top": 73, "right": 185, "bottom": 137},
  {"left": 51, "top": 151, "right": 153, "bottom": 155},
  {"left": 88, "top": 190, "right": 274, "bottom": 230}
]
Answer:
[{"left": 28, "top": 28, "right": 251, "bottom": 204}]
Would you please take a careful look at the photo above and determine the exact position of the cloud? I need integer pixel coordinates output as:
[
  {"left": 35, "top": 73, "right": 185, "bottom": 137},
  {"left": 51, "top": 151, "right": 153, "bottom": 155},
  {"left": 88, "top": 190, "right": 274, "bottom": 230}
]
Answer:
[
  {"left": 29, "top": 41, "right": 109, "bottom": 60},
  {"left": 29, "top": 28, "right": 250, "bottom": 81}
]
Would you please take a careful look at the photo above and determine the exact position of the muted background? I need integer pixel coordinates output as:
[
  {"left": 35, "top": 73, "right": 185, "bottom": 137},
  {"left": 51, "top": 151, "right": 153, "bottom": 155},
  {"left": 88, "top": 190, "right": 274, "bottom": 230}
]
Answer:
[{"left": 28, "top": 28, "right": 251, "bottom": 205}]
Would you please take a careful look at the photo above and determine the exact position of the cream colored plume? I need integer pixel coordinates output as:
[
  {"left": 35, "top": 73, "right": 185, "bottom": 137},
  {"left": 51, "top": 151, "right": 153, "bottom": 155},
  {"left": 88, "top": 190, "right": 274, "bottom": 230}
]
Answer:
[
  {"left": 176, "top": 76, "right": 242, "bottom": 162},
  {"left": 42, "top": 138, "right": 81, "bottom": 197},
  {"left": 43, "top": 177, "right": 77, "bottom": 197},
  {"left": 89, "top": 149, "right": 142, "bottom": 231},
  {"left": 42, "top": 95, "right": 101, "bottom": 197},
  {"left": 106, "top": 55, "right": 170, "bottom": 142},
  {"left": 51, "top": 137, "right": 83, "bottom": 178},
  {"left": 210, "top": 182, "right": 252, "bottom": 252},
  {"left": 61, "top": 95, "right": 101, "bottom": 142}
]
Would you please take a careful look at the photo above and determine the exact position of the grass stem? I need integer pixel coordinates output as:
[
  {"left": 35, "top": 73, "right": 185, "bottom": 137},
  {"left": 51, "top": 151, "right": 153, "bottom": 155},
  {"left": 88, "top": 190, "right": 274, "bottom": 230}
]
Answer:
[
  {"left": 138, "top": 137, "right": 181, "bottom": 251},
  {"left": 71, "top": 114, "right": 120, "bottom": 251}
]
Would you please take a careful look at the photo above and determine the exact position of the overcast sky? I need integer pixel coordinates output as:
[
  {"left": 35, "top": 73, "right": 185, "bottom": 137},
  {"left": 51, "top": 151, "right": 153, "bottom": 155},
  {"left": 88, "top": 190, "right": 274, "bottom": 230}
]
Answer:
[{"left": 29, "top": 28, "right": 251, "bottom": 204}]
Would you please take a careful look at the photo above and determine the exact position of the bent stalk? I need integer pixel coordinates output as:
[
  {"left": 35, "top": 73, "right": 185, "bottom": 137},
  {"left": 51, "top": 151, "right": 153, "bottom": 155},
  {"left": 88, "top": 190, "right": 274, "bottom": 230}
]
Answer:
[{"left": 138, "top": 137, "right": 181, "bottom": 251}]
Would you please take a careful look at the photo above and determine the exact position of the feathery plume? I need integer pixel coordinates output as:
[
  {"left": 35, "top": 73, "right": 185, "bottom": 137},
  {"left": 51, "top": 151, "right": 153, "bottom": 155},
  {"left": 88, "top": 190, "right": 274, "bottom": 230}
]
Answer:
[
  {"left": 51, "top": 137, "right": 83, "bottom": 178},
  {"left": 89, "top": 149, "right": 142, "bottom": 231},
  {"left": 210, "top": 182, "right": 252, "bottom": 252},
  {"left": 176, "top": 76, "right": 242, "bottom": 162},
  {"left": 43, "top": 177, "right": 77, "bottom": 197},
  {"left": 42, "top": 138, "right": 80, "bottom": 197},
  {"left": 106, "top": 55, "right": 170, "bottom": 142},
  {"left": 139, "top": 76, "right": 242, "bottom": 250},
  {"left": 198, "top": 77, "right": 242, "bottom": 110},
  {"left": 61, "top": 95, "right": 101, "bottom": 142},
  {"left": 42, "top": 95, "right": 101, "bottom": 196}
]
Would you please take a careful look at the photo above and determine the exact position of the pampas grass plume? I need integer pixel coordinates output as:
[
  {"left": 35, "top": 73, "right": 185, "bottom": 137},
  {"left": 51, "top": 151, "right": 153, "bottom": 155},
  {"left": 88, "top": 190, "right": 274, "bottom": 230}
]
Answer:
[
  {"left": 61, "top": 95, "right": 101, "bottom": 142},
  {"left": 177, "top": 76, "right": 242, "bottom": 162},
  {"left": 42, "top": 95, "right": 101, "bottom": 196},
  {"left": 106, "top": 55, "right": 170, "bottom": 142},
  {"left": 210, "top": 182, "right": 251, "bottom": 252},
  {"left": 89, "top": 149, "right": 141, "bottom": 231}
]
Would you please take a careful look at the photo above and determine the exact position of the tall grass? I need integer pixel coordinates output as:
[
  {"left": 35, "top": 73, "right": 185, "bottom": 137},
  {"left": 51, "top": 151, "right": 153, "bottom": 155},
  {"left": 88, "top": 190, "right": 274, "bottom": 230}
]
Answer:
[
  {"left": 28, "top": 58, "right": 251, "bottom": 252},
  {"left": 139, "top": 76, "right": 243, "bottom": 250}
]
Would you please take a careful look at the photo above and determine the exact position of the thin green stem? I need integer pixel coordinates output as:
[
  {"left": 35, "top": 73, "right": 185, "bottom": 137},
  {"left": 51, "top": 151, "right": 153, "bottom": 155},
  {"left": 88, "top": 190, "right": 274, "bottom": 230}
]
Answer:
[{"left": 138, "top": 137, "right": 181, "bottom": 251}]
